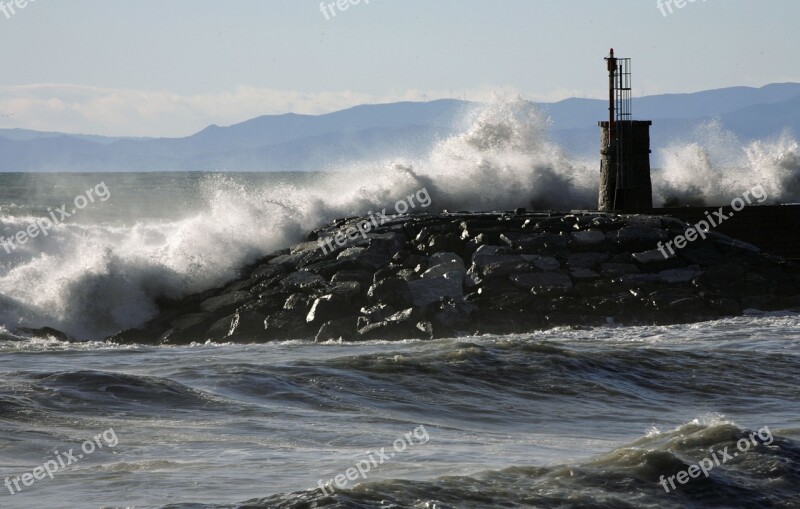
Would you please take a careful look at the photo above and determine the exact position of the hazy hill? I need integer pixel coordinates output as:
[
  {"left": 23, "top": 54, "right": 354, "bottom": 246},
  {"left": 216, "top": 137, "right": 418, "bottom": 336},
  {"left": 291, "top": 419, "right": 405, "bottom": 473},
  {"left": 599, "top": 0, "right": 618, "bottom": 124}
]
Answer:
[{"left": 1, "top": 84, "right": 798, "bottom": 171}]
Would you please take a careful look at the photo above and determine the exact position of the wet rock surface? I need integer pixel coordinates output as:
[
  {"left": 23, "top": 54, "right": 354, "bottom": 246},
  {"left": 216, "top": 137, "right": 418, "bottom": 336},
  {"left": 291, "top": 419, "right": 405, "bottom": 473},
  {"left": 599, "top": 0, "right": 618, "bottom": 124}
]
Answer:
[{"left": 106, "top": 211, "right": 800, "bottom": 345}]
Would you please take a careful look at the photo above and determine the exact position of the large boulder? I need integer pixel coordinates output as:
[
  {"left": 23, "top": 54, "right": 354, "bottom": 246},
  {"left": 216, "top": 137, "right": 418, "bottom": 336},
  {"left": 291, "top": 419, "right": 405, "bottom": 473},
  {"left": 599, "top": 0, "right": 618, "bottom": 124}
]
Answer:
[
  {"left": 357, "top": 308, "right": 433, "bottom": 340},
  {"left": 408, "top": 272, "right": 464, "bottom": 307},
  {"left": 367, "top": 277, "right": 413, "bottom": 309},
  {"left": 306, "top": 294, "right": 353, "bottom": 325}
]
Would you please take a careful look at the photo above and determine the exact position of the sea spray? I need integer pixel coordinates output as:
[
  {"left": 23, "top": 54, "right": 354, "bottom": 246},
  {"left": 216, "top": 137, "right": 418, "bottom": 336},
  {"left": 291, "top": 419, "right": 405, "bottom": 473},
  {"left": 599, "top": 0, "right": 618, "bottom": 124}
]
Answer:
[{"left": 0, "top": 99, "right": 799, "bottom": 339}]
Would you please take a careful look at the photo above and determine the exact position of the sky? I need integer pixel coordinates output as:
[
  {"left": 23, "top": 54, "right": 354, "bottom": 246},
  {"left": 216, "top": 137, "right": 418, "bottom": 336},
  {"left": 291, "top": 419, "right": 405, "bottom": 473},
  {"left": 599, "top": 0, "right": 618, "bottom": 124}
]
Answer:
[{"left": 0, "top": 0, "right": 797, "bottom": 137}]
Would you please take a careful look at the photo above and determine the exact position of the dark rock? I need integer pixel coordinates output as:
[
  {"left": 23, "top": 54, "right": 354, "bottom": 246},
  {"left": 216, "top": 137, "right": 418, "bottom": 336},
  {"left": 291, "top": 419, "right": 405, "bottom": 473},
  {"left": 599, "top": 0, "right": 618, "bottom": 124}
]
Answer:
[
  {"left": 511, "top": 272, "right": 573, "bottom": 295},
  {"left": 600, "top": 263, "right": 640, "bottom": 277},
  {"left": 427, "top": 299, "right": 477, "bottom": 332},
  {"left": 740, "top": 295, "right": 783, "bottom": 311},
  {"left": 284, "top": 293, "right": 310, "bottom": 312},
  {"left": 269, "top": 245, "right": 328, "bottom": 268},
  {"left": 646, "top": 288, "right": 699, "bottom": 310},
  {"left": 337, "top": 246, "right": 366, "bottom": 261},
  {"left": 200, "top": 291, "right": 252, "bottom": 314},
  {"left": 360, "top": 303, "right": 397, "bottom": 323},
  {"left": 249, "top": 263, "right": 292, "bottom": 283},
  {"left": 400, "top": 254, "right": 428, "bottom": 269},
  {"left": 306, "top": 294, "right": 353, "bottom": 325},
  {"left": 250, "top": 291, "right": 289, "bottom": 314},
  {"left": 16, "top": 327, "right": 74, "bottom": 342},
  {"left": 325, "top": 281, "right": 362, "bottom": 303},
  {"left": 282, "top": 271, "right": 325, "bottom": 292},
  {"left": 426, "top": 233, "right": 464, "bottom": 254},
  {"left": 590, "top": 216, "right": 626, "bottom": 232},
  {"left": 466, "top": 274, "right": 523, "bottom": 298},
  {"left": 469, "top": 231, "right": 503, "bottom": 246},
  {"left": 570, "top": 230, "right": 608, "bottom": 251},
  {"left": 160, "top": 313, "right": 216, "bottom": 344},
  {"left": 264, "top": 310, "right": 312, "bottom": 340},
  {"left": 303, "top": 259, "right": 363, "bottom": 278},
  {"left": 341, "top": 238, "right": 396, "bottom": 269},
  {"left": 612, "top": 226, "right": 668, "bottom": 251},
  {"left": 668, "top": 297, "right": 710, "bottom": 318},
  {"left": 483, "top": 291, "right": 533, "bottom": 311},
  {"left": 571, "top": 268, "right": 601, "bottom": 282},
  {"left": 396, "top": 268, "right": 418, "bottom": 281},
  {"left": 708, "top": 232, "right": 761, "bottom": 253},
  {"left": 331, "top": 269, "right": 373, "bottom": 286},
  {"left": 423, "top": 252, "right": 466, "bottom": 278},
  {"left": 615, "top": 274, "right": 662, "bottom": 289},
  {"left": 107, "top": 328, "right": 153, "bottom": 345},
  {"left": 678, "top": 243, "right": 724, "bottom": 265},
  {"left": 315, "top": 317, "right": 358, "bottom": 342},
  {"left": 632, "top": 249, "right": 682, "bottom": 272},
  {"left": 373, "top": 268, "right": 394, "bottom": 283},
  {"left": 472, "top": 253, "right": 524, "bottom": 269},
  {"left": 408, "top": 273, "right": 464, "bottom": 307},
  {"left": 499, "top": 232, "right": 534, "bottom": 248},
  {"left": 480, "top": 261, "right": 534, "bottom": 277},
  {"left": 207, "top": 315, "right": 235, "bottom": 340},
  {"left": 524, "top": 255, "right": 561, "bottom": 271},
  {"left": 228, "top": 309, "right": 268, "bottom": 340},
  {"left": 430, "top": 251, "right": 465, "bottom": 266},
  {"left": 707, "top": 298, "right": 743, "bottom": 316},
  {"left": 513, "top": 233, "right": 570, "bottom": 255},
  {"left": 695, "top": 262, "right": 771, "bottom": 298},
  {"left": 566, "top": 252, "right": 609, "bottom": 270},
  {"left": 357, "top": 308, "right": 433, "bottom": 340},
  {"left": 367, "top": 277, "right": 413, "bottom": 309},
  {"left": 659, "top": 268, "right": 700, "bottom": 284}
]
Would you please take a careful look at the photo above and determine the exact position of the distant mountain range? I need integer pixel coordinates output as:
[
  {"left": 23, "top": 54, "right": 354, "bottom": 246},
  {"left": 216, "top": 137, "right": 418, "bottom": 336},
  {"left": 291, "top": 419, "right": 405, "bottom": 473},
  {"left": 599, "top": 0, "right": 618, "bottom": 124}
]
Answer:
[{"left": 2, "top": 83, "right": 799, "bottom": 172}]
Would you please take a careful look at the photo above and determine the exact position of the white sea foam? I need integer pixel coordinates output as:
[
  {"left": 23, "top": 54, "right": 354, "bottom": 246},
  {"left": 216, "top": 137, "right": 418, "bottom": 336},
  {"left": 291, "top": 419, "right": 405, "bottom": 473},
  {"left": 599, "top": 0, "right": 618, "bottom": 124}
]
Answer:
[{"left": 0, "top": 99, "right": 797, "bottom": 339}]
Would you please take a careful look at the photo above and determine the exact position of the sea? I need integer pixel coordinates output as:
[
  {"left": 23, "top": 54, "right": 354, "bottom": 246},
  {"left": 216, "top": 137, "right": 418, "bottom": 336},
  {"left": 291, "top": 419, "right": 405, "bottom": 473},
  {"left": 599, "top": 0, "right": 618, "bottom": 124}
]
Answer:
[{"left": 0, "top": 101, "right": 798, "bottom": 508}]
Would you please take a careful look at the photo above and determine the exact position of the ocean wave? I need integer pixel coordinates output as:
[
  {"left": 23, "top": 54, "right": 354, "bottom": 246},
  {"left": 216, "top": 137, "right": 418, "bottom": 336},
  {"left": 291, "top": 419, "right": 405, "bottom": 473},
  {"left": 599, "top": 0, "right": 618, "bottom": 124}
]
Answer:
[
  {"left": 0, "top": 100, "right": 798, "bottom": 340},
  {"left": 167, "top": 420, "right": 800, "bottom": 509}
]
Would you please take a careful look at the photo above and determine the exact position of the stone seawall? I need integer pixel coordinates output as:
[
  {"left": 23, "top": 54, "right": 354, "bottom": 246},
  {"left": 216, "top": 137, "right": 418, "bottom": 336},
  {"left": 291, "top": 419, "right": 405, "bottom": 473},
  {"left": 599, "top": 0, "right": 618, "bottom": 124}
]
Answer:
[
  {"left": 109, "top": 210, "right": 800, "bottom": 345},
  {"left": 655, "top": 205, "right": 800, "bottom": 260}
]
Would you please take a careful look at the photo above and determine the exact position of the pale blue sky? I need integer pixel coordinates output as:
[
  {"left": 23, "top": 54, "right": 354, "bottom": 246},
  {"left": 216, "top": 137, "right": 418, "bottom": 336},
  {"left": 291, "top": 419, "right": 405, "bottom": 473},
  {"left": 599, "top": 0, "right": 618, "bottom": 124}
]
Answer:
[{"left": 0, "top": 0, "right": 797, "bottom": 136}]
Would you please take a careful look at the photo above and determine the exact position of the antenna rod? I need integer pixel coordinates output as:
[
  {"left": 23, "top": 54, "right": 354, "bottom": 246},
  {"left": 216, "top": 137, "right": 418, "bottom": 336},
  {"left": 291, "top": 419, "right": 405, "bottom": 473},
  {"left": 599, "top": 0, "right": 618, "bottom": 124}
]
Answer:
[{"left": 606, "top": 48, "right": 617, "bottom": 146}]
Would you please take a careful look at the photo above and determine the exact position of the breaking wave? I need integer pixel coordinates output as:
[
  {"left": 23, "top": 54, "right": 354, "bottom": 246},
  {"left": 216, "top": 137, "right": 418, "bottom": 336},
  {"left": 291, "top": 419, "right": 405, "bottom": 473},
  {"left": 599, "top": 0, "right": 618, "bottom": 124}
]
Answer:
[{"left": 0, "top": 99, "right": 798, "bottom": 339}]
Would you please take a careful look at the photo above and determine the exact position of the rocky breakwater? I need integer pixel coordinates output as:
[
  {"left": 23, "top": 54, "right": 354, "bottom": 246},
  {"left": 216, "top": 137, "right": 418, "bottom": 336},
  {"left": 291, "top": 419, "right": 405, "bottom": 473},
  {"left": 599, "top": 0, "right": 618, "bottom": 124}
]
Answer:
[{"left": 109, "top": 211, "right": 800, "bottom": 345}]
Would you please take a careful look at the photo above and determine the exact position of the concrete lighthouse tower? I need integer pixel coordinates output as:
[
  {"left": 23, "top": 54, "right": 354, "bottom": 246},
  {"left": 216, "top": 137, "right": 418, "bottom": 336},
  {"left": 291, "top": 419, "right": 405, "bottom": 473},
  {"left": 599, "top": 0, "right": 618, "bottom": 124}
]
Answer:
[{"left": 598, "top": 49, "right": 653, "bottom": 213}]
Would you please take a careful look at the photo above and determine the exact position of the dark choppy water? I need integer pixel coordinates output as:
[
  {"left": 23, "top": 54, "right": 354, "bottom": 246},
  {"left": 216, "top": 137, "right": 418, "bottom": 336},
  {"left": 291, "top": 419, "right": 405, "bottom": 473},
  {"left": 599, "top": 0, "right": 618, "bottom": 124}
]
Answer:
[{"left": 1, "top": 315, "right": 798, "bottom": 508}]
